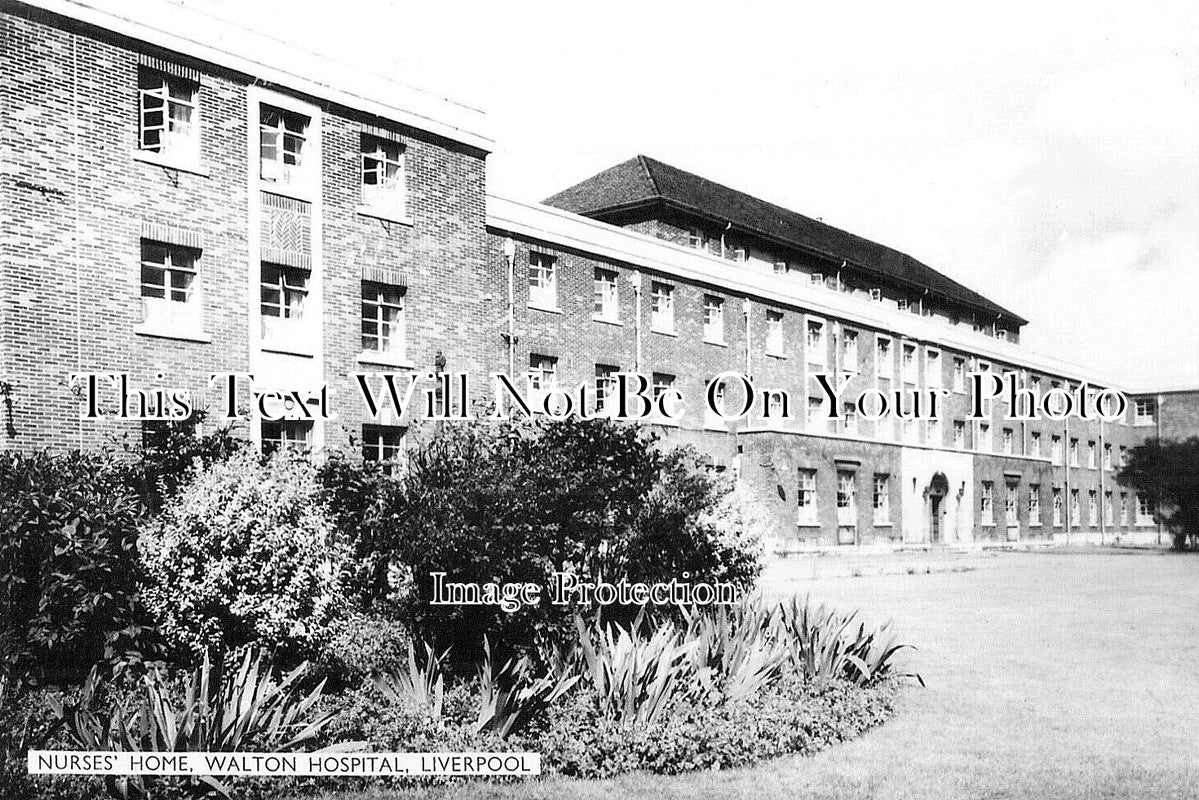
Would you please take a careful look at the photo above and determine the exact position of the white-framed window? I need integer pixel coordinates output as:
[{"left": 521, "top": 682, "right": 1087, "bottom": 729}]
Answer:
[
  {"left": 1118, "top": 445, "right": 1127, "bottom": 469},
  {"left": 927, "top": 418, "right": 942, "bottom": 446},
  {"left": 593, "top": 268, "right": 619, "bottom": 321},
  {"left": 1051, "top": 435, "right": 1063, "bottom": 466},
  {"left": 1136, "top": 492, "right": 1154, "bottom": 525},
  {"left": 1088, "top": 490, "right": 1098, "bottom": 526},
  {"left": 1005, "top": 484, "right": 1018, "bottom": 526},
  {"left": 797, "top": 468, "right": 817, "bottom": 525},
  {"left": 706, "top": 375, "right": 728, "bottom": 425},
  {"left": 1002, "top": 428, "right": 1013, "bottom": 455},
  {"left": 138, "top": 67, "right": 199, "bottom": 161},
  {"left": 361, "top": 424, "right": 406, "bottom": 472},
  {"left": 1087, "top": 440, "right": 1097, "bottom": 469},
  {"left": 836, "top": 470, "right": 857, "bottom": 523},
  {"left": 953, "top": 420, "right": 966, "bottom": 449},
  {"left": 1070, "top": 489, "right": 1081, "bottom": 524},
  {"left": 980, "top": 481, "right": 994, "bottom": 525},
  {"left": 260, "top": 262, "right": 309, "bottom": 339},
  {"left": 1052, "top": 488, "right": 1063, "bottom": 527},
  {"left": 261, "top": 419, "right": 312, "bottom": 456},
  {"left": 1121, "top": 492, "right": 1129, "bottom": 525},
  {"left": 876, "top": 336, "right": 892, "bottom": 380},
  {"left": 1029, "top": 484, "right": 1041, "bottom": 525},
  {"left": 595, "top": 364, "right": 619, "bottom": 412},
  {"left": 873, "top": 473, "right": 890, "bottom": 525},
  {"left": 772, "top": 261, "right": 789, "bottom": 276},
  {"left": 901, "top": 342, "right": 917, "bottom": 383},
  {"left": 1134, "top": 398, "right": 1156, "bottom": 425},
  {"left": 807, "top": 396, "right": 827, "bottom": 432},
  {"left": 703, "top": 295, "right": 725, "bottom": 343},
  {"left": 652, "top": 373, "right": 676, "bottom": 408},
  {"left": 842, "top": 403, "right": 857, "bottom": 435},
  {"left": 1104, "top": 491, "right": 1114, "bottom": 525},
  {"left": 978, "top": 422, "right": 992, "bottom": 452},
  {"left": 140, "top": 240, "right": 198, "bottom": 305},
  {"left": 528, "top": 354, "right": 558, "bottom": 403},
  {"left": 650, "top": 281, "right": 675, "bottom": 333},
  {"left": 767, "top": 391, "right": 786, "bottom": 419},
  {"left": 361, "top": 134, "right": 406, "bottom": 215},
  {"left": 765, "top": 310, "right": 784, "bottom": 355},
  {"left": 925, "top": 348, "right": 941, "bottom": 388},
  {"left": 806, "top": 318, "right": 826, "bottom": 365},
  {"left": 842, "top": 329, "right": 859, "bottom": 372},
  {"left": 259, "top": 104, "right": 311, "bottom": 186},
  {"left": 528, "top": 252, "right": 558, "bottom": 309},
  {"left": 1029, "top": 431, "right": 1042, "bottom": 457},
  {"left": 686, "top": 226, "right": 708, "bottom": 252},
  {"left": 361, "top": 282, "right": 405, "bottom": 358},
  {"left": 1069, "top": 438, "right": 1079, "bottom": 467},
  {"left": 952, "top": 357, "right": 966, "bottom": 392}
]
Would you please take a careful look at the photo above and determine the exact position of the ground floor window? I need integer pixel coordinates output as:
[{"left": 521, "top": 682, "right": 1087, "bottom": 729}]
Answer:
[
  {"left": 1052, "top": 488, "right": 1063, "bottom": 527},
  {"left": 362, "top": 424, "right": 406, "bottom": 472},
  {"left": 836, "top": 470, "right": 856, "bottom": 524},
  {"left": 1136, "top": 493, "right": 1154, "bottom": 525},
  {"left": 872, "top": 473, "right": 890, "bottom": 525},
  {"left": 797, "top": 468, "right": 817, "bottom": 525},
  {"left": 1028, "top": 484, "right": 1041, "bottom": 525},
  {"left": 980, "top": 481, "right": 994, "bottom": 525},
  {"left": 1088, "top": 490, "right": 1098, "bottom": 527},
  {"left": 261, "top": 419, "right": 312, "bottom": 456},
  {"left": 1005, "top": 484, "right": 1018, "bottom": 526}
]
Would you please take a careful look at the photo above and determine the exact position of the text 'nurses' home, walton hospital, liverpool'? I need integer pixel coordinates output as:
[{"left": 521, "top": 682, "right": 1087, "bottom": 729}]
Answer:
[{"left": 3, "top": 0, "right": 1197, "bottom": 551}]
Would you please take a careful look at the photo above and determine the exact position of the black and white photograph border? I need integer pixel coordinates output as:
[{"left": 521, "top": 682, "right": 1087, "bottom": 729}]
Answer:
[{"left": 1, "top": 0, "right": 1197, "bottom": 798}]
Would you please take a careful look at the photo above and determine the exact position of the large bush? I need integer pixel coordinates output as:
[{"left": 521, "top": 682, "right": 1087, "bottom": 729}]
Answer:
[
  {"left": 139, "top": 453, "right": 349, "bottom": 664},
  {"left": 0, "top": 451, "right": 152, "bottom": 684},
  {"left": 337, "top": 418, "right": 765, "bottom": 661},
  {"left": 1118, "top": 437, "right": 1199, "bottom": 550}
]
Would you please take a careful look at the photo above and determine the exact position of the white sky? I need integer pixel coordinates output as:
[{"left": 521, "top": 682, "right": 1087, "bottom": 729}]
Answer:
[{"left": 180, "top": 0, "right": 1199, "bottom": 389}]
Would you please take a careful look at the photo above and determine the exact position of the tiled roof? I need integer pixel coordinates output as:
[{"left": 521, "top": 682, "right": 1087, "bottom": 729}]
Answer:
[{"left": 544, "top": 155, "right": 1025, "bottom": 325}]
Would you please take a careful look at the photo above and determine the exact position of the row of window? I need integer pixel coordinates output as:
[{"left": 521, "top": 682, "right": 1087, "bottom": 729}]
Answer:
[
  {"left": 534, "top": 256, "right": 1159, "bottom": 426},
  {"left": 978, "top": 481, "right": 1154, "bottom": 528},
  {"left": 141, "top": 239, "right": 407, "bottom": 357},
  {"left": 137, "top": 67, "right": 408, "bottom": 216}
]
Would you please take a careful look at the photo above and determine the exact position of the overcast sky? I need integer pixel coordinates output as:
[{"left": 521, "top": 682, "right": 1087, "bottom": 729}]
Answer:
[{"left": 181, "top": 0, "right": 1199, "bottom": 389}]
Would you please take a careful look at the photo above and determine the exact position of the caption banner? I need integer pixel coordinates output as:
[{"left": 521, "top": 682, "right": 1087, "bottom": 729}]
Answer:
[{"left": 28, "top": 751, "right": 540, "bottom": 777}]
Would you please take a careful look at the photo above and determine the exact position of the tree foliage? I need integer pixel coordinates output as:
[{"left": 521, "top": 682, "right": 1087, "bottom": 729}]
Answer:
[{"left": 1118, "top": 437, "right": 1199, "bottom": 550}]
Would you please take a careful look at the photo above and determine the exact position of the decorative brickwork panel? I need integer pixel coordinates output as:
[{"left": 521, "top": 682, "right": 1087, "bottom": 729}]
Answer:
[{"left": 260, "top": 191, "right": 310, "bottom": 256}]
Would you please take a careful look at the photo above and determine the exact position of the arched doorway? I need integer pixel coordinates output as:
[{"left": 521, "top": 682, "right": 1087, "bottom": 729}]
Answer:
[{"left": 927, "top": 472, "right": 950, "bottom": 543}]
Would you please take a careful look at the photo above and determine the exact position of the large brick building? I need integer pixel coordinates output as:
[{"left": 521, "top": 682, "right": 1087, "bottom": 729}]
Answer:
[{"left": 2, "top": 0, "right": 1192, "bottom": 551}]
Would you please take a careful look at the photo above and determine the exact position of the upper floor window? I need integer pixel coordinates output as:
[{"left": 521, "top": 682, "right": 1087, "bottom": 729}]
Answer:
[
  {"left": 595, "top": 364, "right": 619, "bottom": 412},
  {"left": 361, "top": 283, "right": 406, "bottom": 358},
  {"left": 529, "top": 354, "right": 558, "bottom": 395},
  {"left": 925, "top": 349, "right": 941, "bottom": 388},
  {"left": 593, "top": 268, "right": 619, "bottom": 321},
  {"left": 1134, "top": 398, "right": 1156, "bottom": 425},
  {"left": 953, "top": 420, "right": 966, "bottom": 449},
  {"left": 1087, "top": 440, "right": 1097, "bottom": 469},
  {"left": 528, "top": 252, "right": 557, "bottom": 309},
  {"left": 1002, "top": 428, "right": 1014, "bottom": 455},
  {"left": 138, "top": 68, "right": 198, "bottom": 161},
  {"left": 876, "top": 337, "right": 892, "bottom": 379},
  {"left": 901, "top": 343, "right": 917, "bottom": 383},
  {"left": 686, "top": 226, "right": 708, "bottom": 252},
  {"left": 703, "top": 295, "right": 725, "bottom": 343},
  {"left": 806, "top": 319, "right": 825, "bottom": 365},
  {"left": 1030, "top": 431, "right": 1042, "bottom": 457},
  {"left": 260, "top": 262, "right": 308, "bottom": 343},
  {"left": 259, "top": 105, "right": 310, "bottom": 187},
  {"left": 978, "top": 422, "right": 992, "bottom": 452},
  {"left": 361, "top": 135, "right": 406, "bottom": 216},
  {"left": 1103, "top": 443, "right": 1112, "bottom": 471},
  {"left": 842, "top": 329, "right": 859, "bottom": 372},
  {"left": 140, "top": 240, "right": 200, "bottom": 332},
  {"left": 952, "top": 357, "right": 966, "bottom": 392},
  {"left": 1051, "top": 435, "right": 1063, "bottom": 465},
  {"left": 1069, "top": 438, "right": 1079, "bottom": 467},
  {"left": 765, "top": 310, "right": 784, "bottom": 355},
  {"left": 651, "top": 281, "right": 675, "bottom": 333}
]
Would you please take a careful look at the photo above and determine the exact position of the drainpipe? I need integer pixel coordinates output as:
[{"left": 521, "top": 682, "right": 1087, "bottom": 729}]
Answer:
[
  {"left": 1064, "top": 403, "right": 1071, "bottom": 545},
  {"left": 1099, "top": 417, "right": 1106, "bottom": 545},
  {"left": 720, "top": 222, "right": 731, "bottom": 259},
  {"left": 503, "top": 237, "right": 516, "bottom": 377},
  {"left": 743, "top": 298, "right": 752, "bottom": 379},
  {"left": 631, "top": 272, "right": 643, "bottom": 372},
  {"left": 1157, "top": 392, "right": 1164, "bottom": 545}
]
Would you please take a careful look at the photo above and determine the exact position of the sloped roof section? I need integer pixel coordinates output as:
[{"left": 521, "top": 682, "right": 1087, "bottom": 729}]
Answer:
[{"left": 544, "top": 155, "right": 1025, "bottom": 325}]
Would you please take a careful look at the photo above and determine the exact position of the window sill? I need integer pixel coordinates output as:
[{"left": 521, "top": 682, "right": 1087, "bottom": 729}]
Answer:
[
  {"left": 260, "top": 341, "right": 315, "bottom": 358},
  {"left": 704, "top": 337, "right": 728, "bottom": 347},
  {"left": 795, "top": 521, "right": 819, "bottom": 529},
  {"left": 873, "top": 521, "right": 892, "bottom": 527},
  {"left": 132, "top": 150, "right": 210, "bottom": 177},
  {"left": 133, "top": 324, "right": 211, "bottom": 344},
  {"left": 527, "top": 302, "right": 562, "bottom": 314},
  {"left": 807, "top": 360, "right": 826, "bottom": 368},
  {"left": 651, "top": 327, "right": 677, "bottom": 337},
  {"left": 766, "top": 350, "right": 787, "bottom": 359},
  {"left": 357, "top": 205, "right": 413, "bottom": 226},
  {"left": 260, "top": 181, "right": 316, "bottom": 204},
  {"left": 357, "top": 352, "right": 415, "bottom": 369},
  {"left": 592, "top": 315, "right": 622, "bottom": 326},
  {"left": 981, "top": 522, "right": 995, "bottom": 528}
]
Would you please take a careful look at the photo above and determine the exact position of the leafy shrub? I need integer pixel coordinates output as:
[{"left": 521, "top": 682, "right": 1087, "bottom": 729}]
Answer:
[
  {"left": 0, "top": 675, "right": 102, "bottom": 799},
  {"left": 0, "top": 450, "right": 153, "bottom": 684},
  {"left": 321, "top": 614, "right": 411, "bottom": 682},
  {"left": 118, "top": 413, "right": 243, "bottom": 514},
  {"left": 139, "top": 453, "right": 349, "bottom": 665},
  {"left": 50, "top": 650, "right": 339, "bottom": 800},
  {"left": 352, "top": 418, "right": 764, "bottom": 661}
]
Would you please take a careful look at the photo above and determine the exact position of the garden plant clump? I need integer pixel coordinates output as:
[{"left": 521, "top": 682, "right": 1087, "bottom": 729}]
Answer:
[{"left": 0, "top": 418, "right": 919, "bottom": 799}]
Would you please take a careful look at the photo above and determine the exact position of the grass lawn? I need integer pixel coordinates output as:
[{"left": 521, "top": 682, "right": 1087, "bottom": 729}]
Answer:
[{"left": 306, "top": 551, "right": 1199, "bottom": 800}]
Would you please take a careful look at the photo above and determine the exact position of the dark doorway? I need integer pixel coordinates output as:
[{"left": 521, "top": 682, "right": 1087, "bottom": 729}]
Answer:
[{"left": 928, "top": 472, "right": 949, "bottom": 544}]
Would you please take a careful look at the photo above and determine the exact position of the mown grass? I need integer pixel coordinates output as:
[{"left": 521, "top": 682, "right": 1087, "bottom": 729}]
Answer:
[{"left": 301, "top": 551, "right": 1199, "bottom": 800}]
